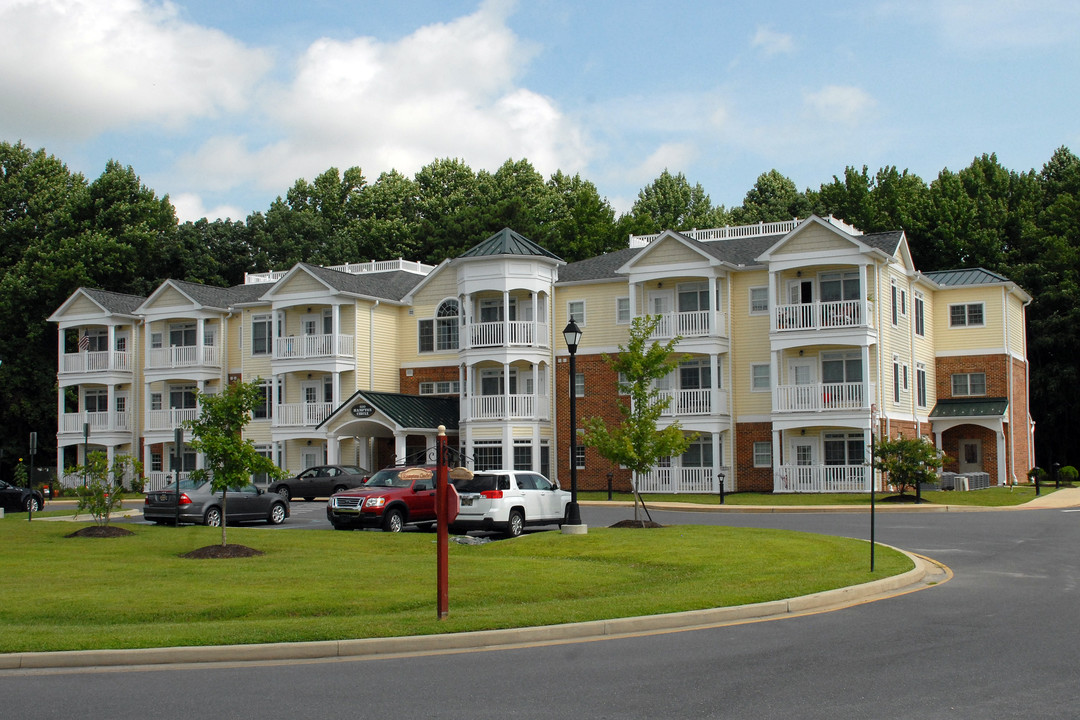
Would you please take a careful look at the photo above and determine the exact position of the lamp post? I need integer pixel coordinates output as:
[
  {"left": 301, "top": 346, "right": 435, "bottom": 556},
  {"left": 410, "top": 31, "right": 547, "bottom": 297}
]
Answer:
[
  {"left": 869, "top": 403, "right": 878, "bottom": 572},
  {"left": 717, "top": 470, "right": 726, "bottom": 504},
  {"left": 562, "top": 318, "right": 585, "bottom": 532}
]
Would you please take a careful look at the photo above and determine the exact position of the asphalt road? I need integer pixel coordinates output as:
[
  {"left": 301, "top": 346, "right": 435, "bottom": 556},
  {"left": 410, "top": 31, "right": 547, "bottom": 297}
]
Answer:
[{"left": 5, "top": 504, "right": 1079, "bottom": 719}]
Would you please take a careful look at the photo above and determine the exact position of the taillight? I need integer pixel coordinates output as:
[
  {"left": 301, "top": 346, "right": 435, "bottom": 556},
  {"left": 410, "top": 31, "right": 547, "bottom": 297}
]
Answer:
[
  {"left": 143, "top": 496, "right": 150, "bottom": 505},
  {"left": 480, "top": 490, "right": 503, "bottom": 499},
  {"left": 178, "top": 493, "right": 192, "bottom": 505}
]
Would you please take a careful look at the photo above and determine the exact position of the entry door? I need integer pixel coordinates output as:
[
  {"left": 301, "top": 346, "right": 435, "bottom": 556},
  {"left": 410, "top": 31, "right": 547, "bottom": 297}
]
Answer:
[
  {"left": 301, "top": 381, "right": 321, "bottom": 425},
  {"left": 958, "top": 440, "right": 982, "bottom": 473},
  {"left": 301, "top": 447, "right": 321, "bottom": 471},
  {"left": 791, "top": 439, "right": 816, "bottom": 488},
  {"left": 788, "top": 358, "right": 816, "bottom": 411},
  {"left": 648, "top": 290, "right": 674, "bottom": 336}
]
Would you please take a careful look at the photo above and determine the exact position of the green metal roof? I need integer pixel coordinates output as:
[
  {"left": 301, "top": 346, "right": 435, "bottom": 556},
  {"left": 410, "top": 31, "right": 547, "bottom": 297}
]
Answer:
[
  {"left": 458, "top": 228, "right": 563, "bottom": 261},
  {"left": 929, "top": 397, "right": 1009, "bottom": 418},
  {"left": 339, "top": 390, "right": 459, "bottom": 431}
]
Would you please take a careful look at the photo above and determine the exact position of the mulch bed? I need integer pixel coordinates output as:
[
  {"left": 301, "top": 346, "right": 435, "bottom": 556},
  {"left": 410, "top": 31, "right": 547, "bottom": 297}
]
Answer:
[
  {"left": 181, "top": 544, "right": 265, "bottom": 559},
  {"left": 65, "top": 526, "right": 135, "bottom": 538},
  {"left": 609, "top": 519, "right": 665, "bottom": 529}
]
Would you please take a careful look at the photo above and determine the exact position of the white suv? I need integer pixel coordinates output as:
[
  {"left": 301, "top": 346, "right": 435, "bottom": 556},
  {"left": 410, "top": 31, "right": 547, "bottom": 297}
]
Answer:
[{"left": 449, "top": 470, "right": 571, "bottom": 537}]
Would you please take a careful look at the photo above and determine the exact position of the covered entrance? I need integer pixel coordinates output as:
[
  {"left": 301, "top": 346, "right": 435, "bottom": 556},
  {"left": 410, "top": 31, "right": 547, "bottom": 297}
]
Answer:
[{"left": 929, "top": 398, "right": 1009, "bottom": 486}]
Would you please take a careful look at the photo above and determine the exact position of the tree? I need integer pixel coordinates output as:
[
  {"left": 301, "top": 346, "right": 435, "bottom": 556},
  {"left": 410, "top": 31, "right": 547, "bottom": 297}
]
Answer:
[
  {"left": 731, "top": 169, "right": 814, "bottom": 224},
  {"left": 73, "top": 451, "right": 143, "bottom": 528},
  {"left": 582, "top": 316, "right": 695, "bottom": 521},
  {"left": 872, "top": 436, "right": 945, "bottom": 501},
  {"left": 186, "top": 380, "right": 283, "bottom": 547},
  {"left": 626, "top": 169, "right": 730, "bottom": 234},
  {"left": 541, "top": 171, "right": 619, "bottom": 261}
]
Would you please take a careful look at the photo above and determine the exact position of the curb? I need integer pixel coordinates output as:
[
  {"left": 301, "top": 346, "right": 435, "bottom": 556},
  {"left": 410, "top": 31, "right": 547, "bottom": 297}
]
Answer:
[{"left": 0, "top": 551, "right": 936, "bottom": 671}]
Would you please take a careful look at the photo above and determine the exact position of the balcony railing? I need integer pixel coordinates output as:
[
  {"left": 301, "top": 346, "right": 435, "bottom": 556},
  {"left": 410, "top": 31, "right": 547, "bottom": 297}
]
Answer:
[
  {"left": 774, "top": 382, "right": 875, "bottom": 413},
  {"left": 656, "top": 388, "right": 713, "bottom": 416},
  {"left": 775, "top": 464, "right": 872, "bottom": 493},
  {"left": 774, "top": 299, "right": 871, "bottom": 332},
  {"left": 146, "top": 408, "right": 198, "bottom": 431},
  {"left": 645, "top": 311, "right": 727, "bottom": 339},
  {"left": 145, "top": 471, "right": 192, "bottom": 493},
  {"left": 61, "top": 411, "right": 130, "bottom": 433},
  {"left": 635, "top": 466, "right": 732, "bottom": 494},
  {"left": 467, "top": 394, "right": 550, "bottom": 421},
  {"left": 60, "top": 351, "right": 131, "bottom": 374},
  {"left": 274, "top": 334, "right": 354, "bottom": 360},
  {"left": 468, "top": 321, "right": 549, "bottom": 349},
  {"left": 274, "top": 402, "right": 334, "bottom": 427},
  {"left": 146, "top": 345, "right": 220, "bottom": 369}
]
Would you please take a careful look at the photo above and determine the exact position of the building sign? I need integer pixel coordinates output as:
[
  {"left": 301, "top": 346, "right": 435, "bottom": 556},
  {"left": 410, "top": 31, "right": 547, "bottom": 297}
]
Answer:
[{"left": 350, "top": 403, "right": 374, "bottom": 418}]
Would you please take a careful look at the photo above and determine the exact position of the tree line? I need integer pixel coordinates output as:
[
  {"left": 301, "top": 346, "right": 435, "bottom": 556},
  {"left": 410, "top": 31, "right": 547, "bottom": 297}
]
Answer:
[{"left": 2, "top": 140, "right": 1077, "bottom": 476}]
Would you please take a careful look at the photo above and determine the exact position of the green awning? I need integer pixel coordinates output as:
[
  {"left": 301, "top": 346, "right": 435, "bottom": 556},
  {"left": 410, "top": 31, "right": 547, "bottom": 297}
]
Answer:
[
  {"left": 321, "top": 390, "right": 459, "bottom": 432},
  {"left": 928, "top": 397, "right": 1008, "bottom": 419}
]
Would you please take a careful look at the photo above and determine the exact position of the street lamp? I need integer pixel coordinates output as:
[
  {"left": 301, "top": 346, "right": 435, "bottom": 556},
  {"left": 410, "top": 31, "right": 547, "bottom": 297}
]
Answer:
[
  {"left": 562, "top": 318, "right": 584, "bottom": 532},
  {"left": 717, "top": 470, "right": 726, "bottom": 504}
]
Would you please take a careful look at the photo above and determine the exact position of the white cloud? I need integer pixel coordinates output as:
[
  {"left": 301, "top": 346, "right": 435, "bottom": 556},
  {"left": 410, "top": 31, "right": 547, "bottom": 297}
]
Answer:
[
  {"left": 750, "top": 26, "right": 795, "bottom": 56},
  {"left": 170, "top": 192, "right": 244, "bottom": 223},
  {"left": 882, "top": 0, "right": 1080, "bottom": 49},
  {"left": 175, "top": 0, "right": 590, "bottom": 199},
  {"left": 623, "top": 143, "right": 697, "bottom": 188},
  {"left": 0, "top": 0, "right": 272, "bottom": 139},
  {"left": 803, "top": 85, "right": 876, "bottom": 126}
]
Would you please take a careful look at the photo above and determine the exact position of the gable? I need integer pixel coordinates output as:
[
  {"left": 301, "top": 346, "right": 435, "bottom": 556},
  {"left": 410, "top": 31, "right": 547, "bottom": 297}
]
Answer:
[
  {"left": 66, "top": 294, "right": 103, "bottom": 317},
  {"left": 633, "top": 235, "right": 708, "bottom": 268},
  {"left": 772, "top": 223, "right": 854, "bottom": 255},
  {"left": 144, "top": 285, "right": 191, "bottom": 310},
  {"left": 274, "top": 270, "right": 328, "bottom": 296}
]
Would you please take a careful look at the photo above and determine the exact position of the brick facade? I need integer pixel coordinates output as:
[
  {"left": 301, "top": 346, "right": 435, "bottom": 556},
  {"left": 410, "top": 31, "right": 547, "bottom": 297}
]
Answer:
[
  {"left": 735, "top": 422, "right": 773, "bottom": 492},
  {"left": 399, "top": 366, "right": 459, "bottom": 395}
]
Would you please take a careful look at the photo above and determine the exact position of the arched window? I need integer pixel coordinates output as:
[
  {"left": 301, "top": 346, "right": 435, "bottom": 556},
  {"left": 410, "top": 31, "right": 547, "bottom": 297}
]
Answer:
[{"left": 436, "top": 299, "right": 459, "bottom": 351}]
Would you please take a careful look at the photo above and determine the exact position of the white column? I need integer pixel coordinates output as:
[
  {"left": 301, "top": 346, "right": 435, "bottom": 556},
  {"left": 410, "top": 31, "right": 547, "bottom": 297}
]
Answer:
[
  {"left": 710, "top": 354, "right": 720, "bottom": 414},
  {"left": 502, "top": 290, "right": 510, "bottom": 345},
  {"left": 503, "top": 362, "right": 511, "bottom": 417},
  {"left": 628, "top": 281, "right": 638, "bottom": 319},
  {"left": 996, "top": 420, "right": 1008, "bottom": 486},
  {"left": 107, "top": 325, "right": 116, "bottom": 368},
  {"left": 196, "top": 317, "right": 205, "bottom": 364},
  {"left": 326, "top": 435, "right": 340, "bottom": 464},
  {"left": 861, "top": 345, "right": 872, "bottom": 410},
  {"left": 712, "top": 432, "right": 723, "bottom": 491},
  {"left": 58, "top": 326, "right": 66, "bottom": 370},
  {"left": 772, "top": 428, "right": 782, "bottom": 492},
  {"left": 394, "top": 433, "right": 407, "bottom": 463},
  {"left": 708, "top": 277, "right": 717, "bottom": 336}
]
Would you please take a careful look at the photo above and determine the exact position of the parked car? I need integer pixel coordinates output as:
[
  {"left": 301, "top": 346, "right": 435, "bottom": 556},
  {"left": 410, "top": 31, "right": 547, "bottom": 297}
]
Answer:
[
  {"left": 0, "top": 478, "right": 44, "bottom": 512},
  {"left": 267, "top": 465, "right": 369, "bottom": 501},
  {"left": 450, "top": 470, "right": 570, "bottom": 537},
  {"left": 143, "top": 479, "right": 289, "bottom": 526},
  {"left": 326, "top": 466, "right": 437, "bottom": 532}
]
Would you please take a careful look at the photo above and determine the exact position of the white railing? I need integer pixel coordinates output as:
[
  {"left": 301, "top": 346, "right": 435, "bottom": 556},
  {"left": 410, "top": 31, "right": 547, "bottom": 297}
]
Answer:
[
  {"left": 145, "top": 471, "right": 192, "bottom": 493},
  {"left": 468, "top": 321, "right": 549, "bottom": 348},
  {"left": 657, "top": 388, "right": 712, "bottom": 416},
  {"left": 646, "top": 310, "right": 721, "bottom": 339},
  {"left": 61, "top": 411, "right": 130, "bottom": 433},
  {"left": 274, "top": 334, "right": 354, "bottom": 359},
  {"left": 774, "top": 464, "right": 871, "bottom": 493},
  {"left": 146, "top": 345, "right": 220, "bottom": 369},
  {"left": 245, "top": 258, "right": 436, "bottom": 284},
  {"left": 634, "top": 466, "right": 732, "bottom": 494},
  {"left": 60, "top": 351, "right": 131, "bottom": 374},
  {"left": 774, "top": 300, "right": 870, "bottom": 332},
  {"left": 628, "top": 216, "right": 861, "bottom": 248},
  {"left": 774, "top": 382, "right": 875, "bottom": 412},
  {"left": 468, "top": 394, "right": 549, "bottom": 421},
  {"left": 146, "top": 408, "right": 198, "bottom": 431},
  {"left": 274, "top": 402, "right": 334, "bottom": 427}
]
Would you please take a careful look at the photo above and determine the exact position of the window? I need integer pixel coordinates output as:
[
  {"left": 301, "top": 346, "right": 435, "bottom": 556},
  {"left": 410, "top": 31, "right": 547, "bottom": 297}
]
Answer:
[
  {"left": 253, "top": 380, "right": 272, "bottom": 420},
  {"left": 950, "top": 303, "right": 984, "bottom": 327},
  {"left": 150, "top": 332, "right": 163, "bottom": 350},
  {"left": 891, "top": 282, "right": 898, "bottom": 325},
  {"left": 253, "top": 445, "right": 274, "bottom": 485},
  {"left": 679, "top": 359, "right": 711, "bottom": 390},
  {"left": 150, "top": 452, "right": 163, "bottom": 473},
  {"left": 473, "top": 441, "right": 503, "bottom": 471},
  {"left": 917, "top": 364, "right": 927, "bottom": 407},
  {"left": 617, "top": 372, "right": 631, "bottom": 395},
  {"left": 540, "top": 440, "right": 551, "bottom": 480},
  {"left": 682, "top": 434, "right": 713, "bottom": 467},
  {"left": 150, "top": 393, "right": 162, "bottom": 411},
  {"left": 753, "top": 442, "right": 772, "bottom": 467},
  {"left": 914, "top": 293, "right": 925, "bottom": 337},
  {"left": 893, "top": 357, "right": 901, "bottom": 402},
  {"left": 418, "top": 299, "right": 460, "bottom": 353},
  {"left": 418, "top": 319, "right": 434, "bottom": 352},
  {"left": 250, "top": 313, "right": 272, "bottom": 356},
  {"left": 821, "top": 351, "right": 863, "bottom": 384},
  {"left": 678, "top": 282, "right": 710, "bottom": 312},
  {"left": 169, "top": 323, "right": 196, "bottom": 347},
  {"left": 820, "top": 272, "right": 860, "bottom": 303},
  {"left": 952, "top": 372, "right": 987, "bottom": 396},
  {"left": 616, "top": 297, "right": 630, "bottom": 324},
  {"left": 574, "top": 372, "right": 585, "bottom": 397},
  {"left": 575, "top": 430, "right": 586, "bottom": 469},
  {"left": 83, "top": 389, "right": 108, "bottom": 413},
  {"left": 567, "top": 300, "right": 586, "bottom": 326},
  {"left": 513, "top": 441, "right": 532, "bottom": 471},
  {"left": 751, "top": 363, "right": 771, "bottom": 392},
  {"left": 749, "top": 287, "right": 769, "bottom": 314},
  {"left": 419, "top": 380, "right": 461, "bottom": 395},
  {"left": 824, "top": 432, "right": 865, "bottom": 466}
]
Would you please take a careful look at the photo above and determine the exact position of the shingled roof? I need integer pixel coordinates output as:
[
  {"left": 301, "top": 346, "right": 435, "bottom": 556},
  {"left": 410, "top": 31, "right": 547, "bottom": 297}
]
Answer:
[{"left": 79, "top": 288, "right": 146, "bottom": 315}]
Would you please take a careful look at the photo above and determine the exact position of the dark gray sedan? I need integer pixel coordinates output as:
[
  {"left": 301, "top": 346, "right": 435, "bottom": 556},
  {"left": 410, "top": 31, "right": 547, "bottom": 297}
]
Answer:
[
  {"left": 267, "top": 465, "right": 369, "bottom": 501},
  {"left": 143, "top": 479, "right": 289, "bottom": 526},
  {"left": 0, "top": 478, "right": 44, "bottom": 512}
]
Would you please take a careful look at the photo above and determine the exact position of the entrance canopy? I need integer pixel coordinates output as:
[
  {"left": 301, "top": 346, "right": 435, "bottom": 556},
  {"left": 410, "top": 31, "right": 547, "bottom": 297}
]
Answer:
[{"left": 321, "top": 390, "right": 460, "bottom": 437}]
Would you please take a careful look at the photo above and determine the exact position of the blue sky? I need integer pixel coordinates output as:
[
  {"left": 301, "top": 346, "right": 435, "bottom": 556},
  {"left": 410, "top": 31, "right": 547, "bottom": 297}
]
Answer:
[{"left": 2, "top": 0, "right": 1078, "bottom": 224}]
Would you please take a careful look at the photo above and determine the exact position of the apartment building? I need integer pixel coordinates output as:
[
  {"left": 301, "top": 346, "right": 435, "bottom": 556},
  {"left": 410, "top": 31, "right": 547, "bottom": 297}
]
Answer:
[{"left": 49, "top": 218, "right": 1033, "bottom": 493}]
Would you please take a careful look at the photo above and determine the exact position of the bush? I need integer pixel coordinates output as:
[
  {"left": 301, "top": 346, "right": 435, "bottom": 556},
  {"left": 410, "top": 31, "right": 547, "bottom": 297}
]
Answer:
[
  {"left": 72, "top": 452, "right": 142, "bottom": 527},
  {"left": 1059, "top": 466, "right": 1078, "bottom": 483}
]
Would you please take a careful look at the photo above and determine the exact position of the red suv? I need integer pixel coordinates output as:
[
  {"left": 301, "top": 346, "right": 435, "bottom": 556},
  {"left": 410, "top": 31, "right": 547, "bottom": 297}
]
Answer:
[{"left": 325, "top": 466, "right": 436, "bottom": 532}]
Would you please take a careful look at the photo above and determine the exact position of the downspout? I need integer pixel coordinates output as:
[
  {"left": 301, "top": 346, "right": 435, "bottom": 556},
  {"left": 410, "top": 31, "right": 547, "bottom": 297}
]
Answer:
[{"left": 369, "top": 300, "right": 379, "bottom": 390}]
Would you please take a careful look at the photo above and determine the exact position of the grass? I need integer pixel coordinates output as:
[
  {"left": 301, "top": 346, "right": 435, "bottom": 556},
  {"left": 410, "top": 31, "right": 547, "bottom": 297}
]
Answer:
[
  {"left": 0, "top": 520, "right": 911, "bottom": 653},
  {"left": 581, "top": 484, "right": 1055, "bottom": 507}
]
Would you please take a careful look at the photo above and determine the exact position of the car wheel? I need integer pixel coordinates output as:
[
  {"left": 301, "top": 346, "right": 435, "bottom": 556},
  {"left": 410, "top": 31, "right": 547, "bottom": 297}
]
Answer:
[
  {"left": 204, "top": 507, "right": 222, "bottom": 527},
  {"left": 24, "top": 496, "right": 41, "bottom": 512},
  {"left": 267, "top": 503, "right": 287, "bottom": 525},
  {"left": 505, "top": 509, "right": 525, "bottom": 538},
  {"left": 332, "top": 485, "right": 347, "bottom": 495},
  {"left": 382, "top": 508, "right": 405, "bottom": 533},
  {"left": 276, "top": 486, "right": 291, "bottom": 501}
]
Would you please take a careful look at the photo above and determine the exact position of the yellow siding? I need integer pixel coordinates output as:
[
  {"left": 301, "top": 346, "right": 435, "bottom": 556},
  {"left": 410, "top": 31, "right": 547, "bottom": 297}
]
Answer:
[
  {"left": 729, "top": 270, "right": 771, "bottom": 414},
  {"left": 372, "top": 303, "right": 400, "bottom": 391},
  {"left": 471, "top": 426, "right": 503, "bottom": 439},
  {"left": 633, "top": 236, "right": 705, "bottom": 266},
  {"left": 932, "top": 287, "right": 1005, "bottom": 352},
  {"left": 401, "top": 270, "right": 460, "bottom": 365},
  {"left": 1006, "top": 293, "right": 1026, "bottom": 357},
  {"left": 773, "top": 224, "right": 851, "bottom": 255},
  {"left": 67, "top": 295, "right": 101, "bottom": 316},
  {"left": 145, "top": 286, "right": 189, "bottom": 309},
  {"left": 275, "top": 271, "right": 326, "bottom": 295},
  {"left": 555, "top": 281, "right": 630, "bottom": 350}
]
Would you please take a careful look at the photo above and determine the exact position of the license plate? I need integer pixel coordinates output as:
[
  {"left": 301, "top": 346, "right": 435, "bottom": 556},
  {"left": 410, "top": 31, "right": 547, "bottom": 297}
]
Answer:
[
  {"left": 158, "top": 494, "right": 169, "bottom": 502},
  {"left": 460, "top": 498, "right": 473, "bottom": 506}
]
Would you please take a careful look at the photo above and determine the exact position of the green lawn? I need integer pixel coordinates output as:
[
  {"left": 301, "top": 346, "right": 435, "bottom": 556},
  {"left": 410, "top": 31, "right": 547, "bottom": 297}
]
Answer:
[
  {"left": 581, "top": 484, "right": 1053, "bottom": 507},
  {"left": 0, "top": 520, "right": 911, "bottom": 653}
]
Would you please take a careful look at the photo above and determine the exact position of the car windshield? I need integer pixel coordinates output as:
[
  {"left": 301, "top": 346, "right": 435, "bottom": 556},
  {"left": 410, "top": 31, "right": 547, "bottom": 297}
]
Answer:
[
  {"left": 364, "top": 469, "right": 415, "bottom": 488},
  {"left": 161, "top": 479, "right": 202, "bottom": 492},
  {"left": 340, "top": 466, "right": 365, "bottom": 474},
  {"left": 452, "top": 475, "right": 498, "bottom": 493}
]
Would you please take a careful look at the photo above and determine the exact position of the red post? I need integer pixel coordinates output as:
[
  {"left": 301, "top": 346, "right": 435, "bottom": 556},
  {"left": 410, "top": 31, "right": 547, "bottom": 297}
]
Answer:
[{"left": 436, "top": 426, "right": 449, "bottom": 619}]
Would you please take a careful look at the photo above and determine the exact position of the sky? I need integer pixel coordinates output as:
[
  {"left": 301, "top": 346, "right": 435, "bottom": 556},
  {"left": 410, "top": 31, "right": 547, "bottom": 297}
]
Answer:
[{"left": 2, "top": 0, "right": 1078, "bottom": 225}]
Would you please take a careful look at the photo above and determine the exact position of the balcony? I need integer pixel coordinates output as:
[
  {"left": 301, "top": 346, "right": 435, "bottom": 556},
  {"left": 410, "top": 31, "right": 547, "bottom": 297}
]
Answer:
[
  {"left": 274, "top": 402, "right": 334, "bottom": 427},
  {"left": 644, "top": 310, "right": 727, "bottom": 340},
  {"left": 774, "top": 382, "right": 875, "bottom": 413},
  {"left": 467, "top": 394, "right": 550, "bottom": 421},
  {"left": 468, "top": 321, "right": 549, "bottom": 349},
  {"left": 274, "top": 334, "right": 354, "bottom": 360},
  {"left": 61, "top": 411, "right": 131, "bottom": 433},
  {"left": 145, "top": 471, "right": 192, "bottom": 493},
  {"left": 774, "top": 299, "right": 871, "bottom": 332},
  {"left": 635, "top": 466, "right": 732, "bottom": 494},
  {"left": 775, "top": 464, "right": 872, "bottom": 493},
  {"left": 146, "top": 408, "right": 198, "bottom": 431},
  {"left": 60, "top": 351, "right": 131, "bottom": 374},
  {"left": 655, "top": 388, "right": 727, "bottom": 416},
  {"left": 147, "top": 345, "right": 221, "bottom": 370}
]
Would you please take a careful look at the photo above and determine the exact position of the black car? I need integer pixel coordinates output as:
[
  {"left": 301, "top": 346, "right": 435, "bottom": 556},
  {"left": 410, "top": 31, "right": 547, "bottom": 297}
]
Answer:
[
  {"left": 267, "top": 464, "right": 369, "bottom": 501},
  {"left": 0, "top": 478, "right": 44, "bottom": 512}
]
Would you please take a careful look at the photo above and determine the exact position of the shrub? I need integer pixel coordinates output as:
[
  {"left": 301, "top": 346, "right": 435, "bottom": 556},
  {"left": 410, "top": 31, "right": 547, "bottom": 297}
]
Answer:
[{"left": 72, "top": 452, "right": 142, "bottom": 527}]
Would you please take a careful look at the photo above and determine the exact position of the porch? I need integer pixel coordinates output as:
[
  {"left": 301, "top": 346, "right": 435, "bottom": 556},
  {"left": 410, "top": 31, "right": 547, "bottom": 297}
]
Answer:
[
  {"left": 774, "top": 464, "right": 873, "bottom": 493},
  {"left": 274, "top": 333, "right": 354, "bottom": 360},
  {"left": 146, "top": 345, "right": 221, "bottom": 370},
  {"left": 774, "top": 299, "right": 872, "bottom": 332},
  {"left": 468, "top": 320, "right": 550, "bottom": 349},
  {"left": 644, "top": 310, "right": 728, "bottom": 339},
  {"left": 60, "top": 350, "right": 131, "bottom": 374},
  {"left": 774, "top": 382, "right": 875, "bottom": 412},
  {"left": 635, "top": 466, "right": 732, "bottom": 494}
]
